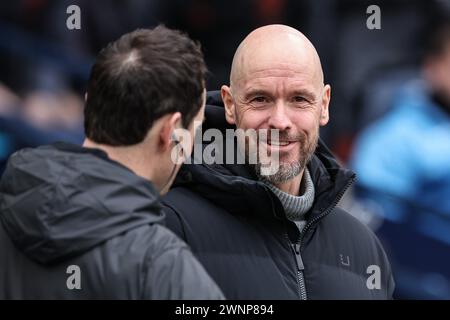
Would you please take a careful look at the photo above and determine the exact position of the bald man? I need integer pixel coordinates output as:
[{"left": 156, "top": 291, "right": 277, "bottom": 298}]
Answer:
[{"left": 163, "top": 25, "right": 395, "bottom": 299}]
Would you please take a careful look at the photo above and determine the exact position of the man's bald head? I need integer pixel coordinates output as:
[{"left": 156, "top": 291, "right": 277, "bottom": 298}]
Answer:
[
  {"left": 221, "top": 25, "right": 331, "bottom": 188},
  {"left": 230, "top": 24, "right": 324, "bottom": 91}
]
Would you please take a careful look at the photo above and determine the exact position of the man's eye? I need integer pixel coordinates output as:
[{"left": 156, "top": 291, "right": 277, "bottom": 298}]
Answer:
[
  {"left": 293, "top": 96, "right": 307, "bottom": 103},
  {"left": 252, "top": 96, "right": 268, "bottom": 103}
]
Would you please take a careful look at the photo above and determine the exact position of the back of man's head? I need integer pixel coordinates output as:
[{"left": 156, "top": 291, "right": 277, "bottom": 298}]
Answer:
[{"left": 84, "top": 25, "right": 207, "bottom": 146}]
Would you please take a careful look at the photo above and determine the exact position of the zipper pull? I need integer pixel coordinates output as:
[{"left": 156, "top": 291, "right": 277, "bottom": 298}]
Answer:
[{"left": 291, "top": 243, "right": 304, "bottom": 271}]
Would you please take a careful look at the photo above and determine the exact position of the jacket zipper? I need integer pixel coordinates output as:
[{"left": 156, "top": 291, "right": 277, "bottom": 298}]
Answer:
[
  {"left": 286, "top": 176, "right": 355, "bottom": 300},
  {"left": 290, "top": 242, "right": 307, "bottom": 300}
]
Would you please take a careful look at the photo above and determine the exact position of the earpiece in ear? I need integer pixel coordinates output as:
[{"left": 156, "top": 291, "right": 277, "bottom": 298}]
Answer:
[{"left": 171, "top": 132, "right": 179, "bottom": 144}]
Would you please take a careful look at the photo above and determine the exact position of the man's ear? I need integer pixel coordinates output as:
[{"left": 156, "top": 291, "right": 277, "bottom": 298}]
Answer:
[
  {"left": 319, "top": 84, "right": 331, "bottom": 126},
  {"left": 221, "top": 85, "right": 236, "bottom": 125},
  {"left": 159, "top": 112, "right": 182, "bottom": 151},
  {"left": 84, "top": 92, "right": 88, "bottom": 102}
]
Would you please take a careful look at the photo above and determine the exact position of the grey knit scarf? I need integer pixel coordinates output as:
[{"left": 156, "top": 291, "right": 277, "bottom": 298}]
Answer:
[{"left": 264, "top": 168, "right": 315, "bottom": 232}]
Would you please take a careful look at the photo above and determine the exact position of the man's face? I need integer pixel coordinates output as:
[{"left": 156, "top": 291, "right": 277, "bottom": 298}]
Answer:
[{"left": 224, "top": 61, "right": 330, "bottom": 184}]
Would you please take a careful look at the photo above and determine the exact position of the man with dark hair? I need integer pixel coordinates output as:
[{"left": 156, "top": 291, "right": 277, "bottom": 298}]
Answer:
[
  {"left": 0, "top": 26, "right": 223, "bottom": 299},
  {"left": 84, "top": 26, "right": 208, "bottom": 145}
]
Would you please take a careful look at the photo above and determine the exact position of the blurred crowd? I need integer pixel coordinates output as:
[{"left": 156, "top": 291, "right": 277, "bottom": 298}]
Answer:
[{"left": 0, "top": 0, "right": 449, "bottom": 299}]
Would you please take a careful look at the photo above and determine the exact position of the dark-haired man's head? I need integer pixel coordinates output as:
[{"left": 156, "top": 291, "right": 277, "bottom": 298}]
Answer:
[{"left": 83, "top": 26, "right": 207, "bottom": 194}]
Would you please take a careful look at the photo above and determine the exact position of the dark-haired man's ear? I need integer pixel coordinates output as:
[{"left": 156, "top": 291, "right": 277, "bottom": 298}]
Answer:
[
  {"left": 221, "top": 85, "right": 236, "bottom": 125},
  {"left": 159, "top": 112, "right": 182, "bottom": 152}
]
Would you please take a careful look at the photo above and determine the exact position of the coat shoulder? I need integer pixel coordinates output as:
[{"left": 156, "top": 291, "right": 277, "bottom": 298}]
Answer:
[{"left": 325, "top": 207, "right": 380, "bottom": 241}]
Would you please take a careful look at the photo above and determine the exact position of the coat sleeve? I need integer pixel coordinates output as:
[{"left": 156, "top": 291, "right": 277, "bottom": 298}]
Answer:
[{"left": 141, "top": 228, "right": 224, "bottom": 300}]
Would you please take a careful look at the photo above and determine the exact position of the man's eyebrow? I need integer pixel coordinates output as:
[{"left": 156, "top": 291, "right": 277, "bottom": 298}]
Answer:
[
  {"left": 242, "top": 88, "right": 317, "bottom": 100},
  {"left": 243, "top": 89, "right": 272, "bottom": 99},
  {"left": 290, "top": 89, "right": 316, "bottom": 99}
]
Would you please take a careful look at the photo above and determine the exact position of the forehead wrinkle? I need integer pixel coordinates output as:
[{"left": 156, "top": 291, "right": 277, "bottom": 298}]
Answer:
[
  {"left": 241, "top": 69, "right": 319, "bottom": 96},
  {"left": 243, "top": 83, "right": 318, "bottom": 101},
  {"left": 247, "top": 66, "right": 316, "bottom": 80}
]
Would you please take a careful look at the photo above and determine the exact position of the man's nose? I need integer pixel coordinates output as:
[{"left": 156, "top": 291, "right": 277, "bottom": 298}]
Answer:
[{"left": 267, "top": 101, "right": 292, "bottom": 131}]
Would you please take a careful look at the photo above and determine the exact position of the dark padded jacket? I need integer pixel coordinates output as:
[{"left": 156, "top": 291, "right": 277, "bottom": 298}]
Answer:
[
  {"left": 0, "top": 142, "right": 224, "bottom": 299},
  {"left": 162, "top": 91, "right": 395, "bottom": 300}
]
